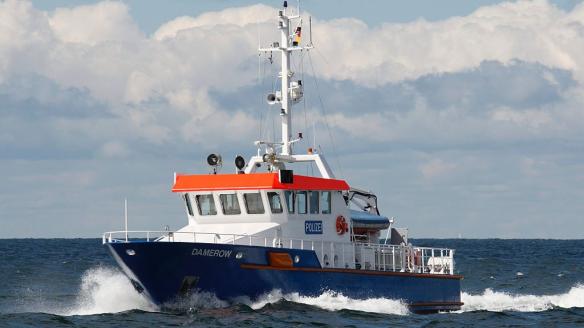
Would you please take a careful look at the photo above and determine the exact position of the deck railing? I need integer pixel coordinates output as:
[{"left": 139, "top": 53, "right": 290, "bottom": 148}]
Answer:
[{"left": 102, "top": 230, "right": 455, "bottom": 275}]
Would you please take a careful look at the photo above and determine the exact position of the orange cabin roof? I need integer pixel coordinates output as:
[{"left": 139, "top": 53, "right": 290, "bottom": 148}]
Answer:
[{"left": 172, "top": 172, "right": 350, "bottom": 192}]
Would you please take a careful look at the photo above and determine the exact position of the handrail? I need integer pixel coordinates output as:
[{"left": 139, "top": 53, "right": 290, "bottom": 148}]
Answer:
[{"left": 102, "top": 230, "right": 455, "bottom": 275}]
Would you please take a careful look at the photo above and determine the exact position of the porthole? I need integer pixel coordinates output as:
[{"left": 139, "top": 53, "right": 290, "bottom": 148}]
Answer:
[
  {"left": 235, "top": 252, "right": 244, "bottom": 259},
  {"left": 126, "top": 249, "right": 136, "bottom": 256},
  {"left": 294, "top": 255, "right": 300, "bottom": 263}
]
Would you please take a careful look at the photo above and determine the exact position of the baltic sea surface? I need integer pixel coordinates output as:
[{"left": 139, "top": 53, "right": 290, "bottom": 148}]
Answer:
[{"left": 1, "top": 239, "right": 583, "bottom": 327}]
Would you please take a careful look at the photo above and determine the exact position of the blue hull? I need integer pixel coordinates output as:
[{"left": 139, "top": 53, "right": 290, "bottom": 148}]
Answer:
[{"left": 106, "top": 241, "right": 462, "bottom": 313}]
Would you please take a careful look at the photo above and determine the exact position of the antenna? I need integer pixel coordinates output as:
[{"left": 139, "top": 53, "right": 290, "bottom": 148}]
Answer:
[
  {"left": 124, "top": 198, "right": 128, "bottom": 242},
  {"left": 257, "top": 0, "right": 313, "bottom": 157},
  {"left": 309, "top": 16, "right": 312, "bottom": 46}
]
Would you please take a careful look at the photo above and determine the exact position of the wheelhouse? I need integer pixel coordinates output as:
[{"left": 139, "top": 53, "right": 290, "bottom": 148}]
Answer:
[{"left": 171, "top": 172, "right": 352, "bottom": 242}]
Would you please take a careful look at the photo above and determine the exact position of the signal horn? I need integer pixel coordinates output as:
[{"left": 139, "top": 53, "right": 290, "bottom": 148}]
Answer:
[
  {"left": 207, "top": 153, "right": 222, "bottom": 167},
  {"left": 235, "top": 155, "right": 246, "bottom": 171}
]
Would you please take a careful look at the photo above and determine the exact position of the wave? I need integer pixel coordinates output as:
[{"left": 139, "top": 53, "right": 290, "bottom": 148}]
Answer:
[
  {"left": 164, "top": 291, "right": 229, "bottom": 312},
  {"left": 461, "top": 284, "right": 584, "bottom": 312},
  {"left": 247, "top": 290, "right": 409, "bottom": 315},
  {"left": 12, "top": 266, "right": 155, "bottom": 316},
  {"left": 61, "top": 268, "right": 407, "bottom": 316},
  {"left": 62, "top": 266, "right": 157, "bottom": 315},
  {"left": 165, "top": 289, "right": 408, "bottom": 315},
  {"left": 20, "top": 266, "right": 584, "bottom": 316}
]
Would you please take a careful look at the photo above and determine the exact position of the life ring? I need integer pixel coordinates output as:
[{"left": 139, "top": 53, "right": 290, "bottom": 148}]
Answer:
[{"left": 336, "top": 215, "right": 348, "bottom": 235}]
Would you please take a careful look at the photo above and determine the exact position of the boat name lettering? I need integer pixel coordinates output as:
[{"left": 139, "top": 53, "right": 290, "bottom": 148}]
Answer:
[
  {"left": 305, "top": 220, "right": 323, "bottom": 234},
  {"left": 191, "top": 248, "right": 232, "bottom": 258}
]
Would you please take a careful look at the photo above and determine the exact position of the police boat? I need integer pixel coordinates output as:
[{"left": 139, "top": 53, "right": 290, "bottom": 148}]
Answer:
[{"left": 103, "top": 1, "right": 463, "bottom": 313}]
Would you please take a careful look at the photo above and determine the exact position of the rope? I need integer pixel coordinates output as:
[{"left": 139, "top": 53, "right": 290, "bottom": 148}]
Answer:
[
  {"left": 300, "top": 50, "right": 309, "bottom": 150},
  {"left": 307, "top": 51, "right": 344, "bottom": 178},
  {"left": 257, "top": 53, "right": 264, "bottom": 142}
]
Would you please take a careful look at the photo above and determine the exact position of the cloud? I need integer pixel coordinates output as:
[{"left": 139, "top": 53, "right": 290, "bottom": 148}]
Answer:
[
  {"left": 301, "top": 60, "right": 582, "bottom": 153},
  {"left": 311, "top": 1, "right": 584, "bottom": 85},
  {"left": 0, "top": 0, "right": 274, "bottom": 159},
  {"left": 491, "top": 107, "right": 552, "bottom": 129},
  {"left": 2, "top": 0, "right": 584, "bottom": 237},
  {"left": 1, "top": 0, "right": 584, "bottom": 161},
  {"left": 153, "top": 4, "right": 275, "bottom": 40},
  {"left": 49, "top": 1, "right": 143, "bottom": 45},
  {"left": 420, "top": 158, "right": 457, "bottom": 179}
]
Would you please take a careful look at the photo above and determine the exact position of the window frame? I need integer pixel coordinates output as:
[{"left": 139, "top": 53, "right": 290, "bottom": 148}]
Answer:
[
  {"left": 309, "top": 191, "right": 319, "bottom": 214},
  {"left": 297, "top": 191, "right": 308, "bottom": 214},
  {"left": 195, "top": 194, "right": 217, "bottom": 216},
  {"left": 321, "top": 191, "right": 332, "bottom": 214},
  {"left": 219, "top": 193, "right": 242, "bottom": 215},
  {"left": 267, "top": 191, "right": 284, "bottom": 214},
  {"left": 243, "top": 192, "right": 266, "bottom": 214},
  {"left": 285, "top": 190, "right": 295, "bottom": 214},
  {"left": 184, "top": 193, "right": 194, "bottom": 216}
]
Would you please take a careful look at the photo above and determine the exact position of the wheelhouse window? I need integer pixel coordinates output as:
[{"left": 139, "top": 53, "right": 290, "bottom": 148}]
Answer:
[
  {"left": 219, "top": 194, "right": 241, "bottom": 215},
  {"left": 285, "top": 190, "right": 295, "bottom": 213},
  {"left": 297, "top": 191, "right": 307, "bottom": 214},
  {"left": 244, "top": 192, "right": 265, "bottom": 214},
  {"left": 196, "top": 194, "right": 217, "bottom": 216},
  {"left": 267, "top": 192, "right": 283, "bottom": 214},
  {"left": 321, "top": 191, "right": 331, "bottom": 214},
  {"left": 309, "top": 191, "right": 319, "bottom": 214},
  {"left": 184, "top": 193, "right": 194, "bottom": 216}
]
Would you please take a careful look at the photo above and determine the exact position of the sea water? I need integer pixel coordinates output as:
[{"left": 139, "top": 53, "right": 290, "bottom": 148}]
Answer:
[{"left": 0, "top": 239, "right": 583, "bottom": 327}]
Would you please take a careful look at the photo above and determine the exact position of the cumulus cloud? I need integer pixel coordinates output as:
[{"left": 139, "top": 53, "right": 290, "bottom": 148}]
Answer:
[
  {"left": 2, "top": 0, "right": 584, "bottom": 237},
  {"left": 2, "top": 0, "right": 584, "bottom": 161},
  {"left": 49, "top": 1, "right": 143, "bottom": 45},
  {"left": 311, "top": 1, "right": 584, "bottom": 85},
  {"left": 0, "top": 0, "right": 272, "bottom": 159},
  {"left": 153, "top": 4, "right": 275, "bottom": 40}
]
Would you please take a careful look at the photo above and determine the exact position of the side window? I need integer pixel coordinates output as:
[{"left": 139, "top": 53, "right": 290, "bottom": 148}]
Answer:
[
  {"left": 285, "top": 191, "right": 295, "bottom": 213},
  {"left": 268, "top": 192, "right": 283, "bottom": 214},
  {"left": 297, "top": 191, "right": 307, "bottom": 214},
  {"left": 219, "top": 194, "right": 241, "bottom": 215},
  {"left": 321, "top": 191, "right": 331, "bottom": 214},
  {"left": 196, "top": 194, "right": 217, "bottom": 216},
  {"left": 184, "top": 193, "right": 194, "bottom": 216},
  {"left": 309, "top": 191, "right": 319, "bottom": 214},
  {"left": 244, "top": 193, "right": 265, "bottom": 214}
]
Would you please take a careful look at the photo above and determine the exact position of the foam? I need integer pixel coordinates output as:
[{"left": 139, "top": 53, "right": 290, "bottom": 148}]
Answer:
[
  {"left": 248, "top": 290, "right": 409, "bottom": 315},
  {"left": 31, "top": 265, "right": 584, "bottom": 316},
  {"left": 164, "top": 291, "right": 229, "bottom": 311},
  {"left": 63, "top": 266, "right": 157, "bottom": 315},
  {"left": 461, "top": 284, "right": 584, "bottom": 312}
]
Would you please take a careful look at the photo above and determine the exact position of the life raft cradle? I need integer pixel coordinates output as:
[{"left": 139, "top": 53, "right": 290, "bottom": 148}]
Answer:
[{"left": 349, "top": 209, "right": 390, "bottom": 230}]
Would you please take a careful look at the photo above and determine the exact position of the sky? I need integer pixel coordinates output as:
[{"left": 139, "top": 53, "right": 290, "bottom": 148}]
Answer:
[{"left": 1, "top": 0, "right": 584, "bottom": 238}]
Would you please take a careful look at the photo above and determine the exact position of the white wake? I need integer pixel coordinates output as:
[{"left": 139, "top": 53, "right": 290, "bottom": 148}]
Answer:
[
  {"left": 23, "top": 266, "right": 584, "bottom": 316},
  {"left": 63, "top": 266, "right": 156, "bottom": 315},
  {"left": 172, "top": 289, "right": 409, "bottom": 315},
  {"left": 246, "top": 290, "right": 410, "bottom": 315},
  {"left": 461, "top": 284, "right": 584, "bottom": 312}
]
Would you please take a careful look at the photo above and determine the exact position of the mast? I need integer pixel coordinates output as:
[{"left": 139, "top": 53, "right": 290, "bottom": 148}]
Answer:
[
  {"left": 259, "top": 1, "right": 310, "bottom": 157},
  {"left": 249, "top": 2, "right": 336, "bottom": 178},
  {"left": 280, "top": 5, "right": 292, "bottom": 156}
]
